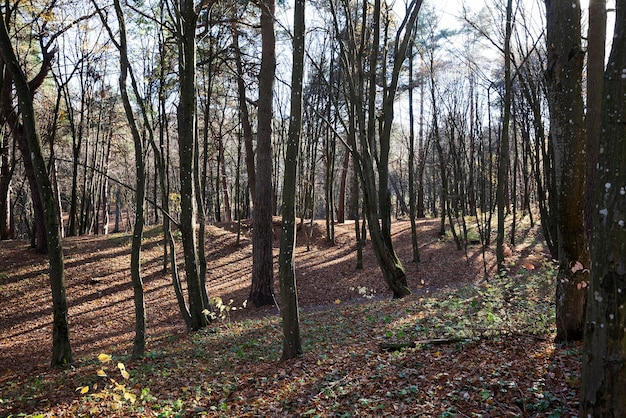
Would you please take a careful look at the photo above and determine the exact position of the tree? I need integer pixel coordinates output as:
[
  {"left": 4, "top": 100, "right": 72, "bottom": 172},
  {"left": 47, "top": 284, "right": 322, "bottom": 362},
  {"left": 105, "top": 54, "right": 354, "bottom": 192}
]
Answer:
[
  {"left": 0, "top": 5, "right": 52, "bottom": 253},
  {"left": 0, "top": 114, "right": 15, "bottom": 239},
  {"left": 0, "top": 6, "right": 72, "bottom": 366},
  {"left": 496, "top": 0, "right": 513, "bottom": 273},
  {"left": 93, "top": 0, "right": 149, "bottom": 358},
  {"left": 584, "top": 0, "right": 606, "bottom": 238},
  {"left": 279, "top": 0, "right": 305, "bottom": 361},
  {"left": 330, "top": 0, "right": 422, "bottom": 298},
  {"left": 174, "top": 0, "right": 215, "bottom": 329},
  {"left": 580, "top": 0, "right": 626, "bottom": 413},
  {"left": 407, "top": 31, "right": 420, "bottom": 263},
  {"left": 545, "top": 0, "right": 589, "bottom": 342},
  {"left": 249, "top": 0, "right": 276, "bottom": 307}
]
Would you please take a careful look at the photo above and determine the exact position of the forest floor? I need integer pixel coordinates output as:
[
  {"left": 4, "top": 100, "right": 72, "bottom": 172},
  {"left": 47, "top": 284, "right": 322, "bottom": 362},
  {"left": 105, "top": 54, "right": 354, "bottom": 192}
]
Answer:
[{"left": 0, "top": 215, "right": 581, "bottom": 417}]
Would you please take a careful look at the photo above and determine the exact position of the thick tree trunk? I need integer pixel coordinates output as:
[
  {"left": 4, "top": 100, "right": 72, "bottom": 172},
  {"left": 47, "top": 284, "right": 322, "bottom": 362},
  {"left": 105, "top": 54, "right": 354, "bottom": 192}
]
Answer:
[
  {"left": 583, "top": 0, "right": 606, "bottom": 239},
  {"left": 580, "top": 1, "right": 626, "bottom": 412},
  {"left": 545, "top": 0, "right": 589, "bottom": 342},
  {"left": 336, "top": 149, "right": 349, "bottom": 224},
  {"left": 250, "top": 0, "right": 276, "bottom": 307}
]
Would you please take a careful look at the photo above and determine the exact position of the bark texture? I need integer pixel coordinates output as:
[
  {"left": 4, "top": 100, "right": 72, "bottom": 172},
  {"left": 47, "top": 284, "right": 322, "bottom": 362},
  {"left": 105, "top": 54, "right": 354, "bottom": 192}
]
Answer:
[
  {"left": 580, "top": 0, "right": 626, "bottom": 413},
  {"left": 545, "top": 0, "right": 589, "bottom": 342},
  {"left": 279, "top": 0, "right": 305, "bottom": 361},
  {"left": 250, "top": 0, "right": 276, "bottom": 307},
  {"left": 175, "top": 0, "right": 210, "bottom": 330}
]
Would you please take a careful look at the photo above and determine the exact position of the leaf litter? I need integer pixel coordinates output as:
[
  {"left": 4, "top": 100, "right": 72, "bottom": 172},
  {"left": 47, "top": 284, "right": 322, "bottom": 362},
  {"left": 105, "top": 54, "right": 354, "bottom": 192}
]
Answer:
[{"left": 0, "top": 216, "right": 580, "bottom": 416}]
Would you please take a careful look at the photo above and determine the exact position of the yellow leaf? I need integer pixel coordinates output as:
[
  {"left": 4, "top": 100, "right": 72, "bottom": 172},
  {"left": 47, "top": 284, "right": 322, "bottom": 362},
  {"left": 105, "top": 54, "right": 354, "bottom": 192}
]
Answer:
[
  {"left": 334, "top": 299, "right": 341, "bottom": 304},
  {"left": 124, "top": 392, "right": 137, "bottom": 404},
  {"left": 97, "top": 353, "right": 112, "bottom": 363},
  {"left": 76, "top": 386, "right": 89, "bottom": 394},
  {"left": 117, "top": 363, "right": 130, "bottom": 379},
  {"left": 97, "top": 369, "right": 107, "bottom": 377}
]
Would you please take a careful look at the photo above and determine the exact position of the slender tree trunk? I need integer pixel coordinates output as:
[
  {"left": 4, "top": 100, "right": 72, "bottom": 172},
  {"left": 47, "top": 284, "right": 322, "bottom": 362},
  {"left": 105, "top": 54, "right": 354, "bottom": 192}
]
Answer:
[
  {"left": 0, "top": 18, "right": 72, "bottom": 366},
  {"left": 496, "top": 0, "right": 513, "bottom": 273},
  {"left": 113, "top": 0, "right": 147, "bottom": 358},
  {"left": 417, "top": 63, "right": 426, "bottom": 219},
  {"left": 279, "top": 0, "right": 304, "bottom": 361},
  {"left": 175, "top": 0, "right": 210, "bottom": 329},
  {"left": 336, "top": 149, "right": 349, "bottom": 223},
  {"left": 219, "top": 137, "right": 232, "bottom": 222},
  {"left": 0, "top": 131, "right": 13, "bottom": 239},
  {"left": 580, "top": 0, "right": 626, "bottom": 411},
  {"left": 231, "top": 21, "right": 256, "bottom": 203},
  {"left": 408, "top": 36, "right": 420, "bottom": 263}
]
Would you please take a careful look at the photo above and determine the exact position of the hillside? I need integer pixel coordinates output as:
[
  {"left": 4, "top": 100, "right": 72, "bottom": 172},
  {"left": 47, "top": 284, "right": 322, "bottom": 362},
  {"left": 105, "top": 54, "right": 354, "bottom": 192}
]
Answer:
[{"left": 0, "top": 216, "right": 580, "bottom": 416}]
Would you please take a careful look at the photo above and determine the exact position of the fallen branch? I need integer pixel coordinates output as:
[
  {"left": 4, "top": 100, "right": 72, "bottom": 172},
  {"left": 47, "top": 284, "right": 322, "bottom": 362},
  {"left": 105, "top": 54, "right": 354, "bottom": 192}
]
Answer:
[{"left": 379, "top": 338, "right": 466, "bottom": 352}]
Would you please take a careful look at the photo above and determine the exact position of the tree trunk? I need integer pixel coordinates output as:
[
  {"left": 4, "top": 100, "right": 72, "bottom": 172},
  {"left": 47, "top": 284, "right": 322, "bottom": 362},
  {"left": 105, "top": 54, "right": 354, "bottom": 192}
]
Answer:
[
  {"left": 580, "top": 1, "right": 626, "bottom": 412},
  {"left": 109, "top": 0, "right": 147, "bottom": 358},
  {"left": 279, "top": 0, "right": 304, "bottom": 360},
  {"left": 545, "top": 0, "right": 589, "bottom": 342},
  {"left": 584, "top": 0, "right": 606, "bottom": 239},
  {"left": 329, "top": 0, "right": 421, "bottom": 298},
  {"left": 496, "top": 0, "right": 513, "bottom": 273},
  {"left": 336, "top": 148, "right": 349, "bottom": 223},
  {"left": 0, "top": 17, "right": 72, "bottom": 366},
  {"left": 175, "top": 0, "right": 210, "bottom": 330},
  {"left": 14, "top": 126, "right": 47, "bottom": 252},
  {"left": 0, "top": 132, "right": 12, "bottom": 239},
  {"left": 218, "top": 137, "right": 232, "bottom": 222},
  {"left": 408, "top": 35, "right": 420, "bottom": 263},
  {"left": 250, "top": 0, "right": 276, "bottom": 307},
  {"left": 231, "top": 21, "right": 256, "bottom": 203}
]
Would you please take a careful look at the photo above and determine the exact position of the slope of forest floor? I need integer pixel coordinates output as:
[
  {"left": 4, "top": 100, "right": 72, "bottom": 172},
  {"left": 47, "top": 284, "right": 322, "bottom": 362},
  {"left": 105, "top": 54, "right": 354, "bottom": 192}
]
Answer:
[{"left": 0, "top": 215, "right": 581, "bottom": 416}]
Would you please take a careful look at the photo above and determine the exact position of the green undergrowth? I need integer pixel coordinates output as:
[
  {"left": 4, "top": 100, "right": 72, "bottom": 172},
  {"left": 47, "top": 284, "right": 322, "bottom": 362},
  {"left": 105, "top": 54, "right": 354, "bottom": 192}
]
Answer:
[
  {"left": 3, "top": 262, "right": 576, "bottom": 417},
  {"left": 384, "top": 263, "right": 557, "bottom": 346}
]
